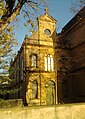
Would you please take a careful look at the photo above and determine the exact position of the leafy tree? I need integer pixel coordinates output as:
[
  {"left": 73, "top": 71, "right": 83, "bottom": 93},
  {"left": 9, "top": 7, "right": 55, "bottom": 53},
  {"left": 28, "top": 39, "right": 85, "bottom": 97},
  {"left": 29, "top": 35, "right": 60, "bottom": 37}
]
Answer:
[
  {"left": 0, "top": 0, "right": 46, "bottom": 74},
  {"left": 0, "top": 0, "right": 46, "bottom": 100}
]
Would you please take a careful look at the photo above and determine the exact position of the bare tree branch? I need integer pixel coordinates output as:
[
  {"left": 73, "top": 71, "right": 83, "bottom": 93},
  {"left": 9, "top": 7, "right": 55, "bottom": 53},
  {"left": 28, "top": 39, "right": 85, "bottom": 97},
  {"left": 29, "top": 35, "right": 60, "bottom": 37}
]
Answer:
[{"left": 0, "top": 1, "right": 24, "bottom": 31}]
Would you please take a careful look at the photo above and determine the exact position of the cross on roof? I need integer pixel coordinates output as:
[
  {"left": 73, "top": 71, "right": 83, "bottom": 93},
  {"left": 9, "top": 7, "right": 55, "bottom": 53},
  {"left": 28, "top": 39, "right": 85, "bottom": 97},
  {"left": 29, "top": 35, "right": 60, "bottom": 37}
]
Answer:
[{"left": 44, "top": 8, "right": 49, "bottom": 15}]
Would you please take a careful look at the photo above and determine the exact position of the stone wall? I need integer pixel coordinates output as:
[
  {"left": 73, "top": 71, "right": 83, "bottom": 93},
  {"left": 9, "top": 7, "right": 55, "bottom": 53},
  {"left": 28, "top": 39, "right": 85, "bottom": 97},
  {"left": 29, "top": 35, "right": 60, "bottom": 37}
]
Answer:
[{"left": 0, "top": 103, "right": 85, "bottom": 119}]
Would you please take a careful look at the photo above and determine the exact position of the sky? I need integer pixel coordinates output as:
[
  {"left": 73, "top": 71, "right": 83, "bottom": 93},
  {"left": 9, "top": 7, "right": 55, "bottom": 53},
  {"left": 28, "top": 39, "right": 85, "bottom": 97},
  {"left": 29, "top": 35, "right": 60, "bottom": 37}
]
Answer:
[{"left": 14, "top": 0, "right": 75, "bottom": 51}]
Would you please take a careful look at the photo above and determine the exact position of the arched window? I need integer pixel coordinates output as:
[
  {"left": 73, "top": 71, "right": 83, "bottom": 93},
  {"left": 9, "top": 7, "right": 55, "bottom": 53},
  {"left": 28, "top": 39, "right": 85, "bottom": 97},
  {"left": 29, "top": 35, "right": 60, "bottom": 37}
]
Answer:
[
  {"left": 46, "top": 80, "right": 55, "bottom": 105},
  {"left": 32, "top": 80, "right": 38, "bottom": 99},
  {"left": 31, "top": 54, "right": 37, "bottom": 67},
  {"left": 44, "top": 54, "right": 54, "bottom": 71}
]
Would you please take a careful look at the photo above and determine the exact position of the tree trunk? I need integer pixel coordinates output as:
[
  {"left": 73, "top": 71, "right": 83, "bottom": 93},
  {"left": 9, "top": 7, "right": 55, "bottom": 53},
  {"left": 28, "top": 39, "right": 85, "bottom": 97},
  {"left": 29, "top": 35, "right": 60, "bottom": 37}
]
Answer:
[{"left": 0, "top": 2, "right": 23, "bottom": 32}]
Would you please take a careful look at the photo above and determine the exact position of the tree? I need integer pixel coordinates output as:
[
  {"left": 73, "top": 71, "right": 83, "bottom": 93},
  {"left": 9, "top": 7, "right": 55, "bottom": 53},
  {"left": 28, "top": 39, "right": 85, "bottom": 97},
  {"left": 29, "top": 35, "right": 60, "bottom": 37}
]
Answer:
[
  {"left": 0, "top": 0, "right": 46, "bottom": 31},
  {"left": 0, "top": 0, "right": 46, "bottom": 74},
  {"left": 0, "top": 0, "right": 46, "bottom": 100}
]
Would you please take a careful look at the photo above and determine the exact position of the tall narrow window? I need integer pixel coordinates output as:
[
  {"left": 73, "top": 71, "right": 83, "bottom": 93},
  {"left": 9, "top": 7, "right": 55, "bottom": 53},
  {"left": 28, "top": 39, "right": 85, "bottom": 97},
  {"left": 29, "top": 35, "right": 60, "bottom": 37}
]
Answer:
[
  {"left": 44, "top": 55, "right": 47, "bottom": 71},
  {"left": 44, "top": 54, "right": 54, "bottom": 71},
  {"left": 32, "top": 80, "right": 38, "bottom": 98},
  {"left": 50, "top": 55, "right": 54, "bottom": 71},
  {"left": 21, "top": 58, "right": 24, "bottom": 69},
  {"left": 48, "top": 55, "right": 51, "bottom": 71},
  {"left": 31, "top": 54, "right": 37, "bottom": 67}
]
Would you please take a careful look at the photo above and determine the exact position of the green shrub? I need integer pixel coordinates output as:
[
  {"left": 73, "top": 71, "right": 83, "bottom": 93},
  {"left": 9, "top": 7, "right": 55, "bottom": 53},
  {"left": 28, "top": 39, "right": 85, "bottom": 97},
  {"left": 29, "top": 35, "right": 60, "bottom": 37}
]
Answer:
[{"left": 0, "top": 99, "right": 23, "bottom": 108}]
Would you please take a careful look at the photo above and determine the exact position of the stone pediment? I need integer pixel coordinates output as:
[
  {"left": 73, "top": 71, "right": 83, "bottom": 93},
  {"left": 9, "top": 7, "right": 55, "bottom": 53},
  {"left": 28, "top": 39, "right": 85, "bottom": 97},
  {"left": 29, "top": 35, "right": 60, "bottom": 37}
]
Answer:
[{"left": 38, "top": 14, "right": 56, "bottom": 23}]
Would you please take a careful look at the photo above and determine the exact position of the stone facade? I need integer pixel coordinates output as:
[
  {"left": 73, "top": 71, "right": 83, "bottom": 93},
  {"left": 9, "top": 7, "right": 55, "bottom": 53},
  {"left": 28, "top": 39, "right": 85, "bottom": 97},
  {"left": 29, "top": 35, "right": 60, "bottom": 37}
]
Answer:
[{"left": 9, "top": 11, "right": 57, "bottom": 106}]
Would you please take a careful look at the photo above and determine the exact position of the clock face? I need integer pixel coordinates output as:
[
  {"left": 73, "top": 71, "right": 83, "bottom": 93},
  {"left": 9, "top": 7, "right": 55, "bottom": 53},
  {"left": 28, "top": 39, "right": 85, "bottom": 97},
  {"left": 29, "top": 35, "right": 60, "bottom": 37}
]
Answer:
[{"left": 44, "top": 29, "right": 51, "bottom": 36}]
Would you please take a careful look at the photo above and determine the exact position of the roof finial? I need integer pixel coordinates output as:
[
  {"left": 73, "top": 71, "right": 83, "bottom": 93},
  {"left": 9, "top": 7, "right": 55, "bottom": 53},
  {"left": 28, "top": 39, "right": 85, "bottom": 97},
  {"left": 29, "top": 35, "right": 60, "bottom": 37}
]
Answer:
[
  {"left": 44, "top": 7, "right": 49, "bottom": 15},
  {"left": 25, "top": 34, "right": 28, "bottom": 39}
]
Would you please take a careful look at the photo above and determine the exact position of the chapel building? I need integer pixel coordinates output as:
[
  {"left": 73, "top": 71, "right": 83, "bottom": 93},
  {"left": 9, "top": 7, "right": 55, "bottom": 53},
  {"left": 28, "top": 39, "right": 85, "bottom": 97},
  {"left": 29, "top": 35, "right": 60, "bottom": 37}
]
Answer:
[
  {"left": 9, "top": 10, "right": 57, "bottom": 106},
  {"left": 9, "top": 6, "right": 85, "bottom": 105}
]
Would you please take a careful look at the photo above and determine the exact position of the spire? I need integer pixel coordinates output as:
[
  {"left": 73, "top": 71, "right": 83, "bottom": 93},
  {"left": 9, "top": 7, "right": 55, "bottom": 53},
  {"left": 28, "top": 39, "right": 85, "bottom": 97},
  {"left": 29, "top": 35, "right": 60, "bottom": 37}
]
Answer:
[{"left": 44, "top": 7, "right": 49, "bottom": 15}]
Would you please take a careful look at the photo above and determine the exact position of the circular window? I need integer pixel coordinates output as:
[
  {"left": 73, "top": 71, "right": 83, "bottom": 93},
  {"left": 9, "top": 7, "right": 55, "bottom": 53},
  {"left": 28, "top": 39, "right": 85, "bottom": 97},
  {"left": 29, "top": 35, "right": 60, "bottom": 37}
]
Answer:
[{"left": 44, "top": 29, "right": 51, "bottom": 36}]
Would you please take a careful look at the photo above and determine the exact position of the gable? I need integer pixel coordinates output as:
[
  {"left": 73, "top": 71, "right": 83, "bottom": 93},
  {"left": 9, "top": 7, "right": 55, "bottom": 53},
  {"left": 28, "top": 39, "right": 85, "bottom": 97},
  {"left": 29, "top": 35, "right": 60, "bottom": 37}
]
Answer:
[{"left": 38, "top": 14, "right": 56, "bottom": 23}]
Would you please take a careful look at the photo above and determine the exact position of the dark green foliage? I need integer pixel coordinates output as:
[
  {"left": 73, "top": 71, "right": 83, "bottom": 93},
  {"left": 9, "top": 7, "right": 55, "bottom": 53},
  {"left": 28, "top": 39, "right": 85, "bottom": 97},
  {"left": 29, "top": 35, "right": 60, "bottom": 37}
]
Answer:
[{"left": 0, "top": 99, "right": 22, "bottom": 108}]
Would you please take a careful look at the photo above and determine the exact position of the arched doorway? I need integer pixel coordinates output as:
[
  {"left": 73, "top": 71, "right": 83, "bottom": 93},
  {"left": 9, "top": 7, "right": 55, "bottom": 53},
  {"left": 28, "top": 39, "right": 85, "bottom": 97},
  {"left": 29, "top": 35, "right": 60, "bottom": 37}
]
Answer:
[{"left": 46, "top": 80, "right": 55, "bottom": 105}]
